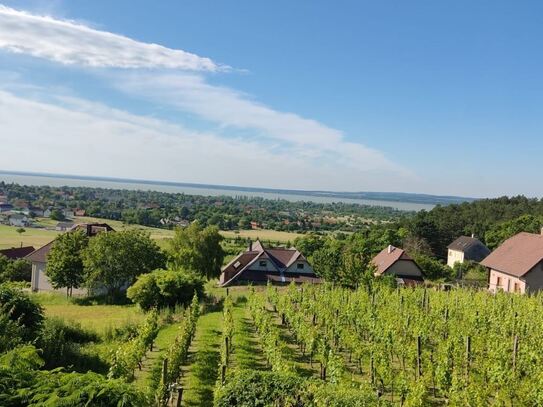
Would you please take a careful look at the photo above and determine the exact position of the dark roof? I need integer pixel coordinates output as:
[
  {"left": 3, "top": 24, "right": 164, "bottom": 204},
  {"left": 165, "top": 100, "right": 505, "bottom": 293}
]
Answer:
[
  {"left": 220, "top": 240, "right": 314, "bottom": 287},
  {"left": 481, "top": 232, "right": 543, "bottom": 277},
  {"left": 448, "top": 236, "right": 490, "bottom": 261},
  {"left": 0, "top": 246, "right": 35, "bottom": 260},
  {"left": 372, "top": 245, "right": 419, "bottom": 275}
]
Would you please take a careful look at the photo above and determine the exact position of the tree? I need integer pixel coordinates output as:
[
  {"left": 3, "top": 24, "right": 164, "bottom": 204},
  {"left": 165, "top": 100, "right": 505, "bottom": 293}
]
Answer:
[
  {"left": 485, "top": 214, "right": 543, "bottom": 249},
  {"left": 127, "top": 268, "right": 204, "bottom": 310},
  {"left": 0, "top": 284, "right": 44, "bottom": 340},
  {"left": 46, "top": 230, "right": 89, "bottom": 297},
  {"left": 312, "top": 238, "right": 345, "bottom": 283},
  {"left": 168, "top": 222, "right": 224, "bottom": 279},
  {"left": 83, "top": 230, "right": 165, "bottom": 301},
  {"left": 49, "top": 209, "right": 65, "bottom": 221}
]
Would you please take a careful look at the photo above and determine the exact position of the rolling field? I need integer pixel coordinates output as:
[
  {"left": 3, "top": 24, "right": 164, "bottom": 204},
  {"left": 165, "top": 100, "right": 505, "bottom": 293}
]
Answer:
[{"left": 0, "top": 216, "right": 302, "bottom": 250}]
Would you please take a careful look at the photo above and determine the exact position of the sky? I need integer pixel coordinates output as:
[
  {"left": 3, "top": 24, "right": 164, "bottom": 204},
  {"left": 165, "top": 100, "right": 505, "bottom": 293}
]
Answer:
[{"left": 0, "top": 1, "right": 542, "bottom": 198}]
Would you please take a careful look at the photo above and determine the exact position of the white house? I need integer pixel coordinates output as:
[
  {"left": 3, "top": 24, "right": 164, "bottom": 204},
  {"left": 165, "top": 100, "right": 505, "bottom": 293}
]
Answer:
[
  {"left": 447, "top": 235, "right": 490, "bottom": 268},
  {"left": 27, "top": 223, "right": 114, "bottom": 294}
]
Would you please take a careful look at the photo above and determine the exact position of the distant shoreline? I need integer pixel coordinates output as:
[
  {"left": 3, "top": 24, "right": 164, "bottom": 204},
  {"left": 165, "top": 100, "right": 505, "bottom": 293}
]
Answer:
[{"left": 0, "top": 170, "right": 474, "bottom": 209}]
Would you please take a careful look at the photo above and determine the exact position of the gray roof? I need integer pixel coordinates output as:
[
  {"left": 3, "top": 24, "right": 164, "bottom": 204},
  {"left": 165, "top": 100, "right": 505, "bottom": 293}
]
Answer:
[{"left": 448, "top": 236, "right": 490, "bottom": 262}]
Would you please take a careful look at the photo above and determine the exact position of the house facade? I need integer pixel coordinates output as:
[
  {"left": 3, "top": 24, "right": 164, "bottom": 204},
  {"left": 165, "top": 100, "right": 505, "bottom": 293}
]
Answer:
[
  {"left": 27, "top": 223, "right": 114, "bottom": 294},
  {"left": 482, "top": 232, "right": 543, "bottom": 294},
  {"left": 447, "top": 235, "right": 490, "bottom": 268},
  {"left": 372, "top": 245, "right": 424, "bottom": 286},
  {"left": 219, "top": 240, "right": 319, "bottom": 287}
]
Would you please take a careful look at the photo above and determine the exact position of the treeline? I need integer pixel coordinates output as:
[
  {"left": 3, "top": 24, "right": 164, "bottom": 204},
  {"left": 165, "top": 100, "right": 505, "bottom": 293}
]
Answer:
[
  {"left": 402, "top": 196, "right": 543, "bottom": 257},
  {"left": 0, "top": 182, "right": 410, "bottom": 232}
]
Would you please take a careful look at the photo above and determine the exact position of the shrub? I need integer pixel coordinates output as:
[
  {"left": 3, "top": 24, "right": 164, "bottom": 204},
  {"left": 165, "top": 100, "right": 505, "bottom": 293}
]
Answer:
[
  {"left": 0, "top": 284, "right": 43, "bottom": 340},
  {"left": 127, "top": 269, "right": 204, "bottom": 311},
  {"left": 214, "top": 370, "right": 386, "bottom": 407}
]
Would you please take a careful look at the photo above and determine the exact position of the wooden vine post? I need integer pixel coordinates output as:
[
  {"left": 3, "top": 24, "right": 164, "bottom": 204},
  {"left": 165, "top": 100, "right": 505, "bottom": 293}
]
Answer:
[
  {"left": 512, "top": 335, "right": 519, "bottom": 372},
  {"left": 465, "top": 336, "right": 471, "bottom": 381},
  {"left": 416, "top": 336, "right": 422, "bottom": 380}
]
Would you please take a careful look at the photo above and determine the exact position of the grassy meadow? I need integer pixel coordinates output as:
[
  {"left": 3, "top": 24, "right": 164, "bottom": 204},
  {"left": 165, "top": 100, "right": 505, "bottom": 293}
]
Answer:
[{"left": 0, "top": 215, "right": 302, "bottom": 250}]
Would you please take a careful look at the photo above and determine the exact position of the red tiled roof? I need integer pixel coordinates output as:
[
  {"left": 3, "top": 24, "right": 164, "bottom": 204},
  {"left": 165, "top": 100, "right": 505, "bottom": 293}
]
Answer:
[
  {"left": 481, "top": 232, "right": 543, "bottom": 277},
  {"left": 0, "top": 246, "right": 35, "bottom": 260},
  {"left": 372, "top": 245, "right": 415, "bottom": 275}
]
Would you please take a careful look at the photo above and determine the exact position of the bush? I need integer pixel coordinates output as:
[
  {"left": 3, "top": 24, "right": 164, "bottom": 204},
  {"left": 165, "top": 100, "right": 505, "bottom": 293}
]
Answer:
[
  {"left": 214, "top": 370, "right": 385, "bottom": 407},
  {"left": 0, "top": 284, "right": 43, "bottom": 340},
  {"left": 127, "top": 269, "right": 204, "bottom": 311}
]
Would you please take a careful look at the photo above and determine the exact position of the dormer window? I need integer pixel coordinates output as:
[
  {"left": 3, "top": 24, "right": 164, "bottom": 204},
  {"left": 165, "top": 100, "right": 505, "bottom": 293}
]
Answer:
[{"left": 259, "top": 261, "right": 267, "bottom": 267}]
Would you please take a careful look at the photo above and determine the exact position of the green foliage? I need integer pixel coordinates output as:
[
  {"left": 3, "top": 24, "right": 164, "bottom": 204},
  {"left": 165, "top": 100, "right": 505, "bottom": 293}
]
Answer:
[
  {"left": 36, "top": 317, "right": 101, "bottom": 370},
  {"left": 83, "top": 230, "right": 165, "bottom": 300},
  {"left": 0, "top": 284, "right": 43, "bottom": 340},
  {"left": 168, "top": 222, "right": 225, "bottom": 279},
  {"left": 485, "top": 214, "right": 543, "bottom": 249},
  {"left": 0, "top": 256, "right": 32, "bottom": 283},
  {"left": 49, "top": 209, "right": 65, "bottom": 221},
  {"left": 155, "top": 294, "right": 200, "bottom": 405},
  {"left": 46, "top": 230, "right": 89, "bottom": 296},
  {"left": 413, "top": 254, "right": 452, "bottom": 280},
  {"left": 0, "top": 345, "right": 148, "bottom": 406},
  {"left": 127, "top": 268, "right": 204, "bottom": 311},
  {"left": 108, "top": 310, "right": 160, "bottom": 381},
  {"left": 214, "top": 370, "right": 385, "bottom": 407}
]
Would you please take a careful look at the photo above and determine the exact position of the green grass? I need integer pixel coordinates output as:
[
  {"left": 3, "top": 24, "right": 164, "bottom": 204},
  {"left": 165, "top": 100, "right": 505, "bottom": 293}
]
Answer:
[
  {"left": 229, "top": 299, "right": 266, "bottom": 371},
  {"left": 220, "top": 229, "right": 303, "bottom": 243},
  {"left": 0, "top": 224, "right": 59, "bottom": 249},
  {"left": 182, "top": 310, "right": 223, "bottom": 407},
  {"left": 33, "top": 292, "right": 145, "bottom": 335}
]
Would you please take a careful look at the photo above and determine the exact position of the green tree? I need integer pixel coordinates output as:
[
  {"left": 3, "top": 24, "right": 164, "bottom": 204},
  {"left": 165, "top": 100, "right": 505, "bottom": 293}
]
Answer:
[
  {"left": 49, "top": 209, "right": 65, "bottom": 221},
  {"left": 485, "top": 214, "right": 543, "bottom": 249},
  {"left": 168, "top": 222, "right": 224, "bottom": 279},
  {"left": 83, "top": 230, "right": 165, "bottom": 301},
  {"left": 46, "top": 230, "right": 89, "bottom": 297},
  {"left": 127, "top": 268, "right": 204, "bottom": 310},
  {"left": 312, "top": 238, "right": 345, "bottom": 283}
]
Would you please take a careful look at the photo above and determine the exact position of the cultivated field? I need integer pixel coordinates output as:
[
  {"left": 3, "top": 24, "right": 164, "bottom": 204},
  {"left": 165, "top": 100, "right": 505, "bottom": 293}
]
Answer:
[{"left": 0, "top": 216, "right": 301, "bottom": 250}]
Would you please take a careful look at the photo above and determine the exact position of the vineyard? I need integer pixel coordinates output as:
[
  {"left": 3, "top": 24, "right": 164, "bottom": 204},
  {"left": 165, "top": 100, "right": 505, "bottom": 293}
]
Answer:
[{"left": 208, "top": 283, "right": 543, "bottom": 406}]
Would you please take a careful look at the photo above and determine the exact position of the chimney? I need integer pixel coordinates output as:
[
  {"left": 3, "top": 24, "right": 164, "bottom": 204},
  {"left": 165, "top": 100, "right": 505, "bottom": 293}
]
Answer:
[
  {"left": 471, "top": 233, "right": 475, "bottom": 238},
  {"left": 248, "top": 241, "right": 253, "bottom": 251},
  {"left": 387, "top": 245, "right": 394, "bottom": 254},
  {"left": 540, "top": 227, "right": 543, "bottom": 236}
]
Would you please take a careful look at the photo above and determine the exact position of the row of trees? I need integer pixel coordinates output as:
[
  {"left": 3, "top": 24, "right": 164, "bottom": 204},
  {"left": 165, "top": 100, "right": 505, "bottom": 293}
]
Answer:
[{"left": 46, "top": 222, "right": 224, "bottom": 304}]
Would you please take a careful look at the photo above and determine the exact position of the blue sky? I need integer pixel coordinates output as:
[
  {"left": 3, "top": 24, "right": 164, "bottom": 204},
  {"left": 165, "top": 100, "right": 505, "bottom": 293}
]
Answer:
[{"left": 0, "top": 1, "right": 542, "bottom": 197}]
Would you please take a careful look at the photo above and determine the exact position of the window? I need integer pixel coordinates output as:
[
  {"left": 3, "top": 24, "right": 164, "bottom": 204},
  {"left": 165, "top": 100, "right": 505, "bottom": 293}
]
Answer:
[
  {"left": 496, "top": 276, "right": 502, "bottom": 287},
  {"left": 297, "top": 263, "right": 304, "bottom": 269},
  {"left": 259, "top": 261, "right": 267, "bottom": 267},
  {"left": 514, "top": 282, "right": 520, "bottom": 293},
  {"left": 233, "top": 261, "right": 241, "bottom": 269}
]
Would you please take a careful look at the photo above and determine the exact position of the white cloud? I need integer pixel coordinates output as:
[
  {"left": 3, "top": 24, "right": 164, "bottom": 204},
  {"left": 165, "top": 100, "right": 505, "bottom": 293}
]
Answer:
[
  {"left": 0, "top": 5, "right": 225, "bottom": 71},
  {"left": 0, "top": 5, "right": 415, "bottom": 191},
  {"left": 0, "top": 90, "right": 414, "bottom": 191},
  {"left": 114, "top": 72, "right": 409, "bottom": 176}
]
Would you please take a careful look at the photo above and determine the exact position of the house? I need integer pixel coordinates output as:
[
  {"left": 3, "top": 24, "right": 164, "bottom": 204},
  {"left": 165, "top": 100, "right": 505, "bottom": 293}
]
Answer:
[
  {"left": 28, "top": 206, "right": 44, "bottom": 217},
  {"left": 8, "top": 213, "right": 29, "bottom": 227},
  {"left": 447, "top": 235, "right": 490, "bottom": 267},
  {"left": 55, "top": 222, "right": 74, "bottom": 231},
  {"left": 27, "top": 223, "right": 115, "bottom": 294},
  {"left": 219, "top": 240, "right": 320, "bottom": 287},
  {"left": 482, "top": 231, "right": 543, "bottom": 294},
  {"left": 0, "top": 203, "right": 13, "bottom": 213},
  {"left": 0, "top": 246, "right": 35, "bottom": 260},
  {"left": 372, "top": 245, "right": 424, "bottom": 286},
  {"left": 74, "top": 209, "right": 86, "bottom": 217}
]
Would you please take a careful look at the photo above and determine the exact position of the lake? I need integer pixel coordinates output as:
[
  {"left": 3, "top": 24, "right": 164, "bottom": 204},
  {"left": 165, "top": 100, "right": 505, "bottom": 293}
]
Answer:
[{"left": 0, "top": 173, "right": 435, "bottom": 212}]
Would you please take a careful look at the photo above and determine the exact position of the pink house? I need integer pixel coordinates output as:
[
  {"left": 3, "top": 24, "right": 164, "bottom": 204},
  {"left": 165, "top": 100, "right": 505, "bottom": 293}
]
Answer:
[{"left": 482, "top": 232, "right": 543, "bottom": 294}]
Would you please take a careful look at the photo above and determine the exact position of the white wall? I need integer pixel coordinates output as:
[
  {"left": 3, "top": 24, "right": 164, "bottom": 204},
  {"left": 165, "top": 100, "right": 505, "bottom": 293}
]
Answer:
[{"left": 447, "top": 249, "right": 465, "bottom": 268}]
